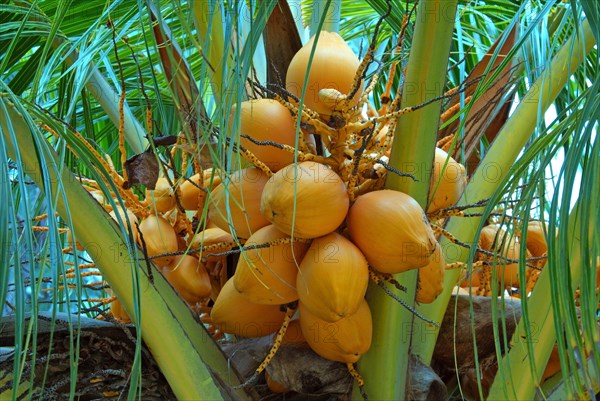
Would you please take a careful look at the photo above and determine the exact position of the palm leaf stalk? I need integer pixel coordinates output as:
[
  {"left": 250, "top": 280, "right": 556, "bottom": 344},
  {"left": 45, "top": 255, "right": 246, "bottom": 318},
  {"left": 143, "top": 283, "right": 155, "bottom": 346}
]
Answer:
[
  {"left": 357, "top": 1, "right": 458, "bottom": 399},
  {"left": 0, "top": 94, "right": 252, "bottom": 401}
]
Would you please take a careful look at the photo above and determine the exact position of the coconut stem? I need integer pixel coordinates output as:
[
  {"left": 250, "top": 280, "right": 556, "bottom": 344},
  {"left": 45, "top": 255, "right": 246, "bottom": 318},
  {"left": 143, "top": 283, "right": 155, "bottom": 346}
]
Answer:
[{"left": 347, "top": 362, "right": 368, "bottom": 401}]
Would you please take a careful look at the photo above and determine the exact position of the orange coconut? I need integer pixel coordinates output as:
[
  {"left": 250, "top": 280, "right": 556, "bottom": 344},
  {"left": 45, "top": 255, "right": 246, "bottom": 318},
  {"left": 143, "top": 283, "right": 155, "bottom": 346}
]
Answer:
[
  {"left": 137, "top": 215, "right": 179, "bottom": 267},
  {"left": 460, "top": 269, "right": 482, "bottom": 288},
  {"left": 543, "top": 344, "right": 562, "bottom": 381},
  {"left": 297, "top": 232, "right": 368, "bottom": 322},
  {"left": 211, "top": 279, "right": 287, "bottom": 337},
  {"left": 275, "top": 319, "right": 306, "bottom": 345},
  {"left": 523, "top": 220, "right": 549, "bottom": 257},
  {"left": 233, "top": 99, "right": 298, "bottom": 172},
  {"left": 88, "top": 190, "right": 106, "bottom": 208},
  {"left": 162, "top": 255, "right": 212, "bottom": 304},
  {"left": 261, "top": 161, "right": 349, "bottom": 239},
  {"left": 286, "top": 31, "right": 362, "bottom": 116},
  {"left": 234, "top": 225, "right": 310, "bottom": 305},
  {"left": 266, "top": 372, "right": 289, "bottom": 393},
  {"left": 188, "top": 227, "right": 234, "bottom": 262},
  {"left": 145, "top": 177, "right": 176, "bottom": 213},
  {"left": 208, "top": 168, "right": 271, "bottom": 239},
  {"left": 179, "top": 169, "right": 221, "bottom": 211},
  {"left": 299, "top": 300, "right": 372, "bottom": 363},
  {"left": 427, "top": 148, "right": 467, "bottom": 213},
  {"left": 416, "top": 243, "right": 446, "bottom": 304},
  {"left": 347, "top": 189, "right": 437, "bottom": 273},
  {"left": 477, "top": 224, "right": 521, "bottom": 289},
  {"left": 110, "top": 299, "right": 132, "bottom": 323}
]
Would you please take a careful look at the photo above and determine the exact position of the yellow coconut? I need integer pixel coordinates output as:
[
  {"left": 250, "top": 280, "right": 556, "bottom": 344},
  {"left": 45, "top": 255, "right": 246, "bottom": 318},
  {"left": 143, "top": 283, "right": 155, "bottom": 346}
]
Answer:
[
  {"left": 234, "top": 224, "right": 310, "bottom": 305},
  {"left": 211, "top": 279, "right": 288, "bottom": 337},
  {"left": 523, "top": 220, "right": 549, "bottom": 257},
  {"left": 188, "top": 227, "right": 234, "bottom": 262},
  {"left": 519, "top": 221, "right": 555, "bottom": 293},
  {"left": 208, "top": 168, "right": 271, "bottom": 239},
  {"left": 416, "top": 243, "right": 446, "bottom": 304},
  {"left": 145, "top": 177, "right": 176, "bottom": 213},
  {"left": 347, "top": 189, "right": 437, "bottom": 273},
  {"left": 233, "top": 99, "right": 298, "bottom": 172},
  {"left": 478, "top": 224, "right": 521, "bottom": 289},
  {"left": 137, "top": 215, "right": 179, "bottom": 267},
  {"left": 275, "top": 319, "right": 306, "bottom": 345},
  {"left": 460, "top": 268, "right": 482, "bottom": 288},
  {"left": 266, "top": 372, "right": 289, "bottom": 394},
  {"left": 179, "top": 169, "right": 221, "bottom": 211},
  {"left": 297, "top": 232, "right": 368, "bottom": 322},
  {"left": 286, "top": 31, "right": 362, "bottom": 116},
  {"left": 299, "top": 300, "right": 372, "bottom": 363},
  {"left": 162, "top": 255, "right": 212, "bottom": 304},
  {"left": 261, "top": 161, "right": 349, "bottom": 239},
  {"left": 543, "top": 345, "right": 562, "bottom": 382},
  {"left": 427, "top": 148, "right": 467, "bottom": 213},
  {"left": 110, "top": 299, "right": 132, "bottom": 323},
  {"left": 89, "top": 190, "right": 106, "bottom": 207}
]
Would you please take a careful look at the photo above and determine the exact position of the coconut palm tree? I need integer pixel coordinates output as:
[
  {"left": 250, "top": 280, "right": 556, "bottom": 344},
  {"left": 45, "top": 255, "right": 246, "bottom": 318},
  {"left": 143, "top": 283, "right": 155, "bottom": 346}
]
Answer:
[{"left": 0, "top": 0, "right": 598, "bottom": 400}]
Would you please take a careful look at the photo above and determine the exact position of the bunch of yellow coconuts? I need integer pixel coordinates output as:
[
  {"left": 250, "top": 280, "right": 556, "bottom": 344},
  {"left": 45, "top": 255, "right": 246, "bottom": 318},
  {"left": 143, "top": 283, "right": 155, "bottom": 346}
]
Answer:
[
  {"left": 106, "top": 31, "right": 471, "bottom": 369},
  {"left": 204, "top": 32, "right": 468, "bottom": 366},
  {"left": 459, "top": 220, "right": 550, "bottom": 297}
]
